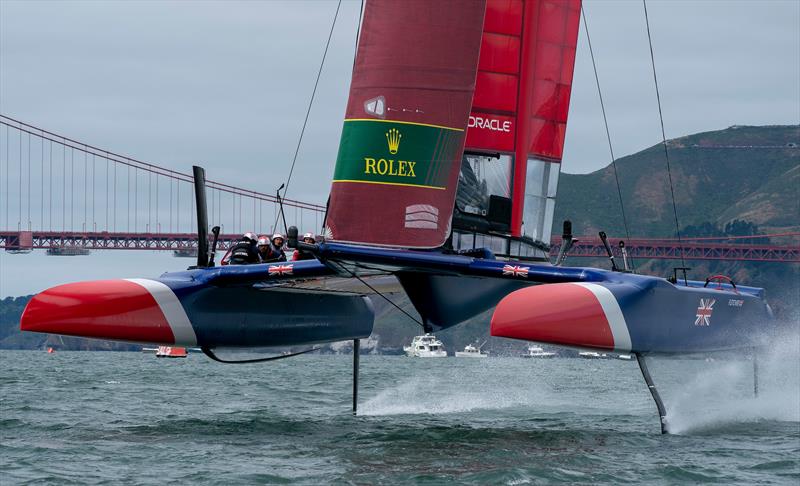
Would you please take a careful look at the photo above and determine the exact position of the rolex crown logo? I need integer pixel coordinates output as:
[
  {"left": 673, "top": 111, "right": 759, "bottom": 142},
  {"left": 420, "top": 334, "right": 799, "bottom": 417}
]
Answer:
[{"left": 386, "top": 128, "right": 402, "bottom": 154}]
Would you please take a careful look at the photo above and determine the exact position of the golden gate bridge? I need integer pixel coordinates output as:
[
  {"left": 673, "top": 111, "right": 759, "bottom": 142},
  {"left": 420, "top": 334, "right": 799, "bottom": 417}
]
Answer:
[{"left": 1, "top": 114, "right": 798, "bottom": 263}]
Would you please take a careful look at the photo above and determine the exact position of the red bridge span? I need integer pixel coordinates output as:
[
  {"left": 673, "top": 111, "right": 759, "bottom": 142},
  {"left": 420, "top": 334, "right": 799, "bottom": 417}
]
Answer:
[
  {"left": 1, "top": 115, "right": 798, "bottom": 263},
  {"left": 2, "top": 231, "right": 797, "bottom": 263}
]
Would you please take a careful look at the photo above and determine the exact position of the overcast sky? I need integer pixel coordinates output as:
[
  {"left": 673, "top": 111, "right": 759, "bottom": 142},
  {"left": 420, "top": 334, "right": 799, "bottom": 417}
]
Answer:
[{"left": 1, "top": 0, "right": 798, "bottom": 297}]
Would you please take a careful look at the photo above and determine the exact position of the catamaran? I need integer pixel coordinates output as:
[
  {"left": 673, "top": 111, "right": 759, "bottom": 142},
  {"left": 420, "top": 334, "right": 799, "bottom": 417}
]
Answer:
[{"left": 20, "top": 0, "right": 777, "bottom": 433}]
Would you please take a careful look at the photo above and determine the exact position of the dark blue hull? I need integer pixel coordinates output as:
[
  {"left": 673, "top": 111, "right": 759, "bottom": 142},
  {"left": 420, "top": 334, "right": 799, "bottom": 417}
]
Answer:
[{"left": 21, "top": 242, "right": 775, "bottom": 355}]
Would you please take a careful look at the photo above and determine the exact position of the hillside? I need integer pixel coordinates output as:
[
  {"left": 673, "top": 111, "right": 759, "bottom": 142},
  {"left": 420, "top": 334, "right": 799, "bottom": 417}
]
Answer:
[{"left": 555, "top": 125, "right": 800, "bottom": 237}]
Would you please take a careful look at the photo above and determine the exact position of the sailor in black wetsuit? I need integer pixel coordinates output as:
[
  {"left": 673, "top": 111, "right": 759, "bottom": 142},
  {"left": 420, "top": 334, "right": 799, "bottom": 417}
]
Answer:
[{"left": 227, "top": 232, "right": 260, "bottom": 265}]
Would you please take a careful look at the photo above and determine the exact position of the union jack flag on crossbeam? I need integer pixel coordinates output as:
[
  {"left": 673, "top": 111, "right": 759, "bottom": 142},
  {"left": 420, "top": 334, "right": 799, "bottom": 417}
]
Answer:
[
  {"left": 268, "top": 264, "right": 294, "bottom": 276},
  {"left": 502, "top": 265, "right": 530, "bottom": 278}
]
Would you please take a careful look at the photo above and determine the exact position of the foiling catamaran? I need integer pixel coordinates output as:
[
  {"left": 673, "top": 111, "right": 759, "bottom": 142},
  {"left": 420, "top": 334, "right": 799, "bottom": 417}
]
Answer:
[{"left": 21, "top": 0, "right": 776, "bottom": 433}]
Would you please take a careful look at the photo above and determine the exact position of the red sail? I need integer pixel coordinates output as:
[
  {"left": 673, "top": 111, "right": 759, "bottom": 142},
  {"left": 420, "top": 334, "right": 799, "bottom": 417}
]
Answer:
[
  {"left": 464, "top": 0, "right": 581, "bottom": 239},
  {"left": 326, "top": 0, "right": 486, "bottom": 248}
]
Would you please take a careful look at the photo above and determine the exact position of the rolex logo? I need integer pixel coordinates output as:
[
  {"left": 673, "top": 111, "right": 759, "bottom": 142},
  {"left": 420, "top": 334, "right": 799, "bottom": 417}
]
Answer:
[{"left": 386, "top": 128, "right": 401, "bottom": 154}]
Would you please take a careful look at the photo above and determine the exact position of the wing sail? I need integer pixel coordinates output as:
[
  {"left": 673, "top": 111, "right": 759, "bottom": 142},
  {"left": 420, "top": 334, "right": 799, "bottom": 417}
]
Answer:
[
  {"left": 461, "top": 0, "right": 581, "bottom": 242},
  {"left": 326, "top": 0, "right": 487, "bottom": 248}
]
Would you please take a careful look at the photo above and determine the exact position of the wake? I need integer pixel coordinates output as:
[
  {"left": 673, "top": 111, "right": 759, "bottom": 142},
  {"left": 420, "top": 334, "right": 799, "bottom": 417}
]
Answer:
[{"left": 665, "top": 327, "right": 800, "bottom": 434}]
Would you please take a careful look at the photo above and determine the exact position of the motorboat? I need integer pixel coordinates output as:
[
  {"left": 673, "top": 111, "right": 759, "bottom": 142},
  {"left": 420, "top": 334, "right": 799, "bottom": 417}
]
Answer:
[
  {"left": 616, "top": 354, "right": 633, "bottom": 360},
  {"left": 455, "top": 342, "right": 488, "bottom": 358},
  {"left": 403, "top": 334, "right": 447, "bottom": 358},
  {"left": 521, "top": 345, "right": 557, "bottom": 358},
  {"left": 578, "top": 351, "right": 607, "bottom": 359},
  {"left": 156, "top": 346, "right": 188, "bottom": 358}
]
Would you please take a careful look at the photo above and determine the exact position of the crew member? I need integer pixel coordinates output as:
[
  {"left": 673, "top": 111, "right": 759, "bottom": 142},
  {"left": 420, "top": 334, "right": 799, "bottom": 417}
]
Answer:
[
  {"left": 269, "top": 233, "right": 287, "bottom": 262},
  {"left": 225, "top": 232, "right": 259, "bottom": 265},
  {"left": 259, "top": 233, "right": 287, "bottom": 263},
  {"left": 292, "top": 232, "right": 317, "bottom": 261},
  {"left": 256, "top": 236, "right": 272, "bottom": 262}
]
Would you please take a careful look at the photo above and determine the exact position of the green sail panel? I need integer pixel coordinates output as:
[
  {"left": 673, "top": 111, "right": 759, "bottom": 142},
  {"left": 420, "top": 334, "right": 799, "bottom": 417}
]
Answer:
[{"left": 332, "top": 120, "right": 464, "bottom": 190}]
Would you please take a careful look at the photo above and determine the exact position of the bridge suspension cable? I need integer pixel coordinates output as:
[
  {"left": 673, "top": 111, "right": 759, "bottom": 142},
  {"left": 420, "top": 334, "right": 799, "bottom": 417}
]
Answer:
[{"left": 0, "top": 114, "right": 326, "bottom": 246}]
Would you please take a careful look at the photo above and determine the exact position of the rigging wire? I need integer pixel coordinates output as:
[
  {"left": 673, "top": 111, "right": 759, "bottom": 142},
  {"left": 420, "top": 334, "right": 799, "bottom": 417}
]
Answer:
[
  {"left": 643, "top": 0, "right": 686, "bottom": 269},
  {"left": 27, "top": 133, "right": 31, "bottom": 229},
  {"left": 276, "top": 0, "right": 342, "bottom": 231},
  {"left": 580, "top": 4, "right": 636, "bottom": 271},
  {"left": 322, "top": 1, "right": 364, "bottom": 232},
  {"left": 352, "top": 0, "right": 364, "bottom": 73}
]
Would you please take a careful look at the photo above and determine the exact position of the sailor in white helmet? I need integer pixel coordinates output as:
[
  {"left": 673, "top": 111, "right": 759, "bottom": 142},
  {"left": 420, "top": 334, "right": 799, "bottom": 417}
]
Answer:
[
  {"left": 256, "top": 235, "right": 272, "bottom": 263},
  {"left": 224, "top": 232, "right": 260, "bottom": 265},
  {"left": 261, "top": 233, "right": 287, "bottom": 263},
  {"left": 292, "top": 232, "right": 317, "bottom": 261}
]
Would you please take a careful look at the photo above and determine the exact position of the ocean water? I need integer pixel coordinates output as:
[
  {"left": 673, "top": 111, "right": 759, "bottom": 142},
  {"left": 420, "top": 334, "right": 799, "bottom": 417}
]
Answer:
[{"left": 1, "top": 346, "right": 798, "bottom": 485}]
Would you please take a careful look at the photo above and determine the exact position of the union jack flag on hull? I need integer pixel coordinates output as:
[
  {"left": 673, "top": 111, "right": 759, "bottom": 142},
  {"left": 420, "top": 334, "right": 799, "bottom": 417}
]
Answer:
[{"left": 695, "top": 298, "right": 715, "bottom": 326}]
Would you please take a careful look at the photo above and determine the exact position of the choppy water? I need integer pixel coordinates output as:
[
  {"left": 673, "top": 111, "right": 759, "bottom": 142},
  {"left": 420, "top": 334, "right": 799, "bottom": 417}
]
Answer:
[{"left": 1, "top": 344, "right": 798, "bottom": 484}]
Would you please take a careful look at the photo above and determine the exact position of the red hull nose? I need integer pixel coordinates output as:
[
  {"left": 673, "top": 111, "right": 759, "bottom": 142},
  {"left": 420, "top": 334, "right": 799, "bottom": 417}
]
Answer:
[
  {"left": 490, "top": 283, "right": 631, "bottom": 352},
  {"left": 21, "top": 279, "right": 195, "bottom": 346}
]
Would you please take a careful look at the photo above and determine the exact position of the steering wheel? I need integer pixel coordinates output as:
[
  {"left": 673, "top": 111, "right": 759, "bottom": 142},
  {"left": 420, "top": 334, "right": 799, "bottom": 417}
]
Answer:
[{"left": 704, "top": 274, "right": 737, "bottom": 292}]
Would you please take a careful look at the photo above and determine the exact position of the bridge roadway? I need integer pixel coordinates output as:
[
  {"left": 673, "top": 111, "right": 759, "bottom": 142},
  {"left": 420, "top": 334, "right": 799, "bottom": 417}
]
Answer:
[{"left": 1, "top": 230, "right": 798, "bottom": 263}]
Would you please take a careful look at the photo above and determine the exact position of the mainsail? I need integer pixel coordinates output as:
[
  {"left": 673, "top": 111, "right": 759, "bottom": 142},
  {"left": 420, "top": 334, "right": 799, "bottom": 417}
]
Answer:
[{"left": 326, "top": 0, "right": 487, "bottom": 248}]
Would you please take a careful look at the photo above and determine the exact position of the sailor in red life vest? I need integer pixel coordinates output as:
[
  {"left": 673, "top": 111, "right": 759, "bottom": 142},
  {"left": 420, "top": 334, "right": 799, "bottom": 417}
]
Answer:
[
  {"left": 256, "top": 236, "right": 272, "bottom": 263},
  {"left": 292, "top": 233, "right": 317, "bottom": 261},
  {"left": 260, "top": 233, "right": 287, "bottom": 263}
]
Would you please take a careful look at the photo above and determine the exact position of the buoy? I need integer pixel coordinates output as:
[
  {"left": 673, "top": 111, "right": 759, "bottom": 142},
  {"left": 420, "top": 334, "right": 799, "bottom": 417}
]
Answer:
[{"left": 47, "top": 347, "right": 55, "bottom": 354}]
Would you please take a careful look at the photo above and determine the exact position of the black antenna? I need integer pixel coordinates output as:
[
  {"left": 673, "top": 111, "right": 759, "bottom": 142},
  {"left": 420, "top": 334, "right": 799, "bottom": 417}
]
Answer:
[
  {"left": 275, "top": 183, "right": 288, "bottom": 235},
  {"left": 192, "top": 165, "right": 209, "bottom": 268}
]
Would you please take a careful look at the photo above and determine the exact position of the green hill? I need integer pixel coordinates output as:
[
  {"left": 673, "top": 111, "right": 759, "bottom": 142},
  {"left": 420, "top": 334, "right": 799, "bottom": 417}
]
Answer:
[{"left": 555, "top": 125, "right": 800, "bottom": 237}]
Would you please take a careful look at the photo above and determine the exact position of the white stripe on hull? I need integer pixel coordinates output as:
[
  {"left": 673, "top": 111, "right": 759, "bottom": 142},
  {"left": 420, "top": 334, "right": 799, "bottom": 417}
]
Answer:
[
  {"left": 126, "top": 278, "right": 198, "bottom": 346},
  {"left": 574, "top": 283, "right": 632, "bottom": 352}
]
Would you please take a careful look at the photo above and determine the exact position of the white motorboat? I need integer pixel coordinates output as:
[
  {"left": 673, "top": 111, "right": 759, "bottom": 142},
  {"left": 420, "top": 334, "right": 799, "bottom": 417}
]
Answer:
[
  {"left": 521, "top": 345, "right": 557, "bottom": 358},
  {"left": 403, "top": 334, "right": 447, "bottom": 358},
  {"left": 155, "top": 346, "right": 188, "bottom": 358},
  {"left": 616, "top": 354, "right": 633, "bottom": 360},
  {"left": 455, "top": 342, "right": 488, "bottom": 358}
]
